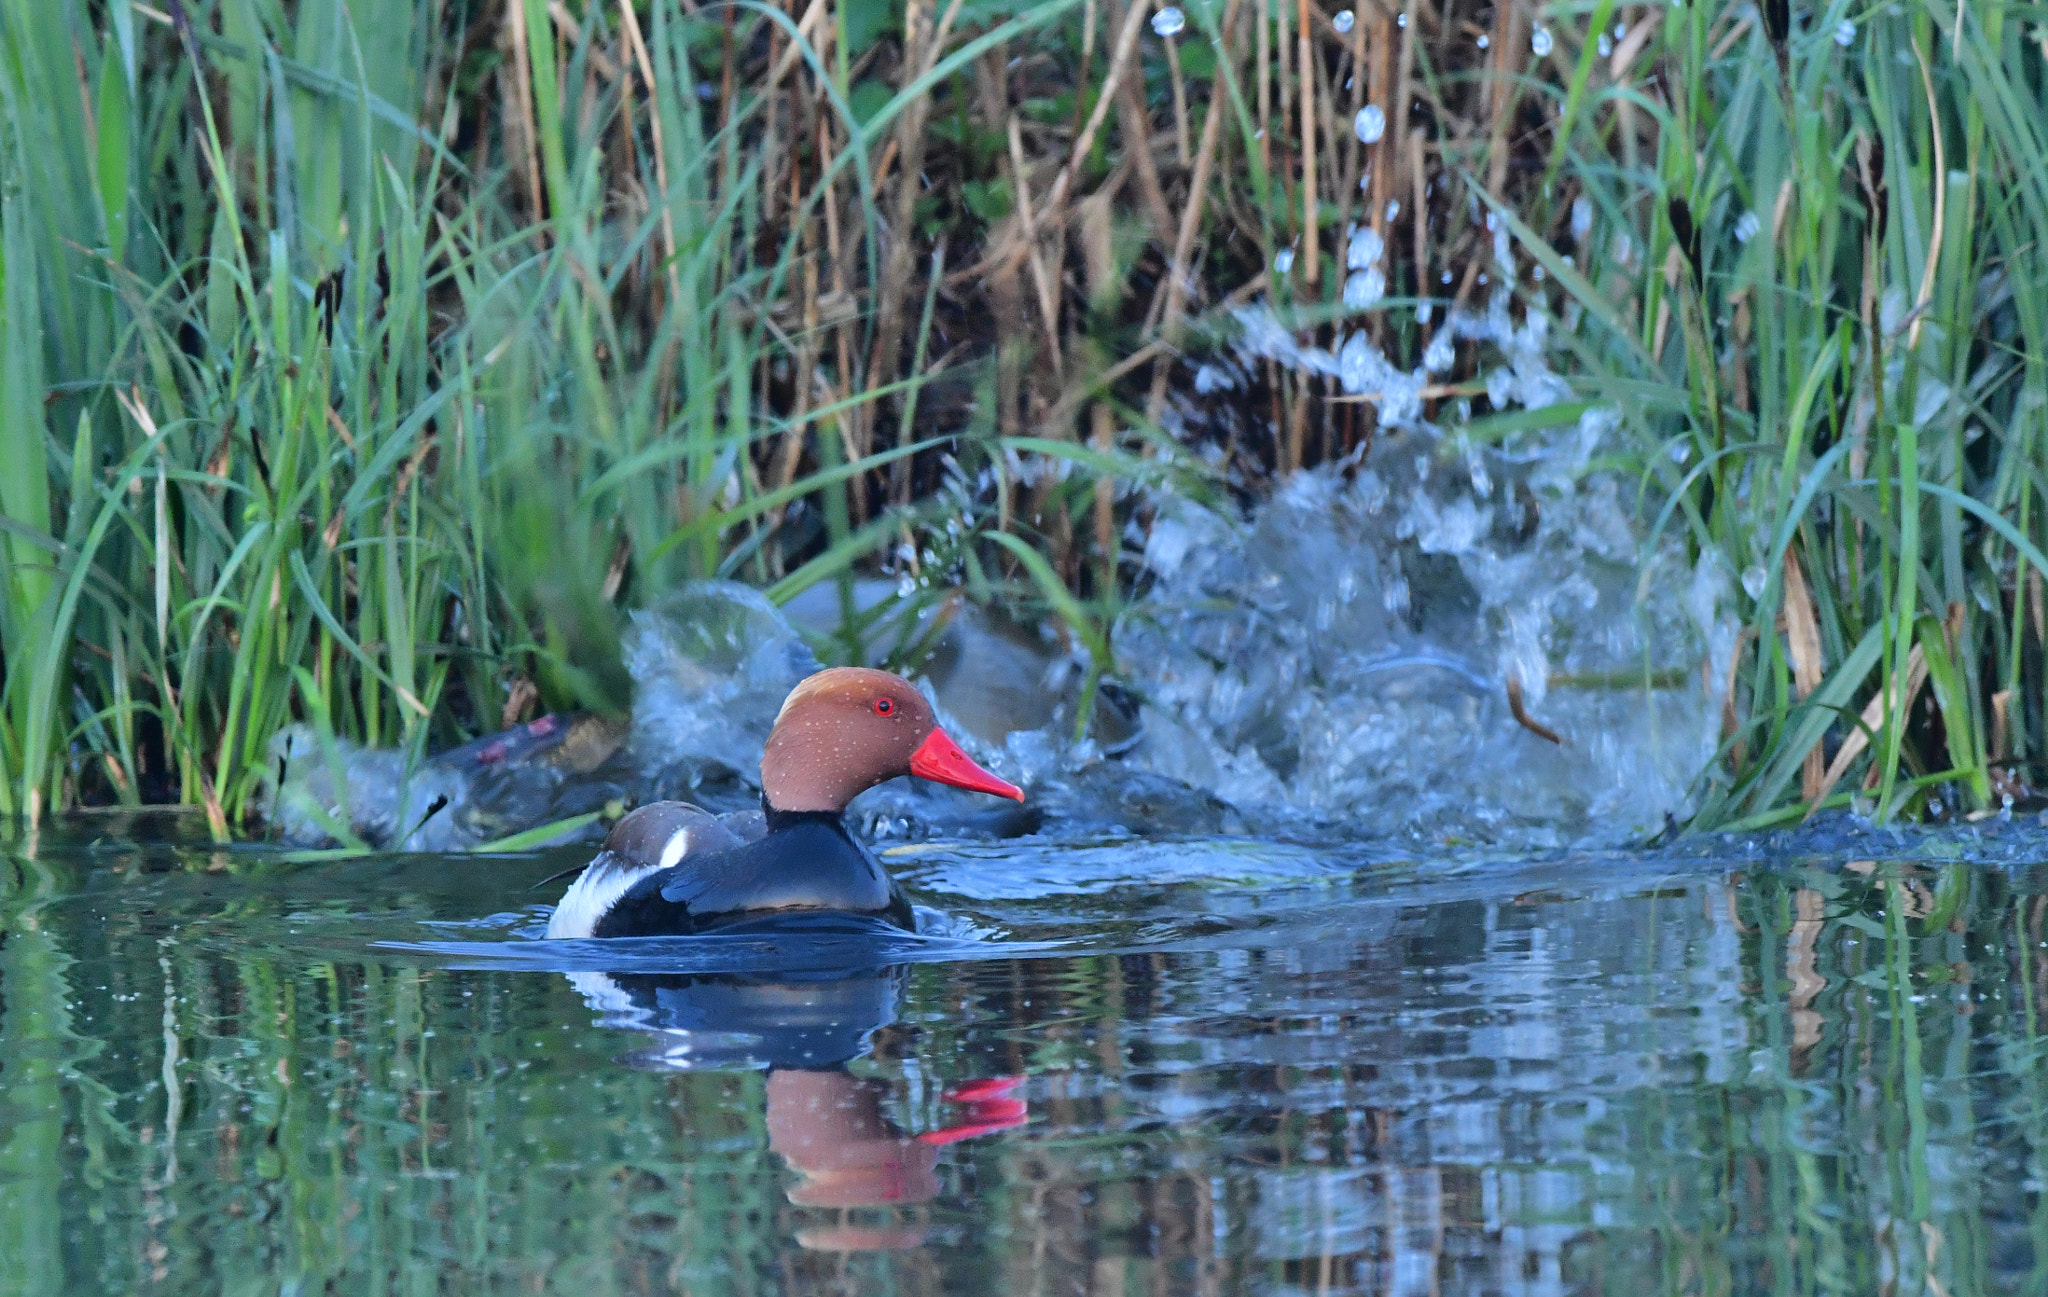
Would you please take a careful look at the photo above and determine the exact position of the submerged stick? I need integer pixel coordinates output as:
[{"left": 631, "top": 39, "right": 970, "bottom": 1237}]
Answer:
[{"left": 1507, "top": 675, "right": 1564, "bottom": 745}]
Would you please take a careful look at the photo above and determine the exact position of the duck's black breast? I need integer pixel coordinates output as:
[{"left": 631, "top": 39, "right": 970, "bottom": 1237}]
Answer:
[{"left": 591, "top": 814, "right": 913, "bottom": 938}]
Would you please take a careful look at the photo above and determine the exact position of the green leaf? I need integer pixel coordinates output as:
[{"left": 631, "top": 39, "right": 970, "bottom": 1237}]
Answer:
[
  {"left": 843, "top": 0, "right": 898, "bottom": 56},
  {"left": 848, "top": 77, "right": 892, "bottom": 128},
  {"left": 94, "top": 45, "right": 132, "bottom": 262},
  {"left": 469, "top": 812, "right": 606, "bottom": 853},
  {"left": 962, "top": 176, "right": 1015, "bottom": 226}
]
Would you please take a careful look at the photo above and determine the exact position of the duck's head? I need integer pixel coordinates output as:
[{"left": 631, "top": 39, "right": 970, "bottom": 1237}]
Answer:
[{"left": 760, "top": 667, "right": 1025, "bottom": 814}]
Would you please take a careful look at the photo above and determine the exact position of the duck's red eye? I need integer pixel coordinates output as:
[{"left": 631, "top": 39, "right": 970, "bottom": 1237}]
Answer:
[{"left": 873, "top": 697, "right": 895, "bottom": 716}]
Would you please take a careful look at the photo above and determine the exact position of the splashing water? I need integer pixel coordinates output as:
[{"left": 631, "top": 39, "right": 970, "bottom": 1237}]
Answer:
[
  {"left": 1203, "top": 293, "right": 1735, "bottom": 841},
  {"left": 1118, "top": 443, "right": 1729, "bottom": 844}
]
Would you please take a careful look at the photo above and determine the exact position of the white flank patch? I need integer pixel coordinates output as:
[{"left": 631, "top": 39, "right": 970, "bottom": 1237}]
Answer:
[{"left": 544, "top": 851, "right": 665, "bottom": 939}]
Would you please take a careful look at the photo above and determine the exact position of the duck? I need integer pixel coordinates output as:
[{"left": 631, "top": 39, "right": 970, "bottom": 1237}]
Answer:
[{"left": 545, "top": 667, "right": 1024, "bottom": 939}]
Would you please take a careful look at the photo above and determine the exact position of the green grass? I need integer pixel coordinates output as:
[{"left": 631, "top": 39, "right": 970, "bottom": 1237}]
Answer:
[
  {"left": 2, "top": 0, "right": 2047, "bottom": 832},
  {"left": 1529, "top": 0, "right": 2048, "bottom": 825},
  {"left": 0, "top": 0, "right": 1169, "bottom": 832}
]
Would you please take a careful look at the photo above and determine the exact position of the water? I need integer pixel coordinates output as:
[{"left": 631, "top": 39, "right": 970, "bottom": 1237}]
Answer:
[{"left": 9, "top": 814, "right": 2048, "bottom": 1293}]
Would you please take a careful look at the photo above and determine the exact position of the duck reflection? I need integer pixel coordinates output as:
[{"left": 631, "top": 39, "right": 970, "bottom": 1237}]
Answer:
[{"left": 566, "top": 963, "right": 1025, "bottom": 1251}]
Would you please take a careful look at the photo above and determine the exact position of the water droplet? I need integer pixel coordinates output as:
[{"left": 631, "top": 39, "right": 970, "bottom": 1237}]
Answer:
[
  {"left": 1355, "top": 105, "right": 1386, "bottom": 144},
  {"left": 1597, "top": 33, "right": 1613, "bottom": 56},
  {"left": 1835, "top": 19, "right": 1856, "bottom": 45},
  {"left": 1424, "top": 332, "right": 1454, "bottom": 372},
  {"left": 1441, "top": 270, "right": 1453, "bottom": 284},
  {"left": 1151, "top": 6, "right": 1185, "bottom": 37},
  {"left": 1734, "top": 210, "right": 1761, "bottom": 243},
  {"left": 1274, "top": 247, "right": 1296, "bottom": 274},
  {"left": 1741, "top": 565, "right": 1767, "bottom": 600},
  {"left": 1337, "top": 331, "right": 1376, "bottom": 392},
  {"left": 1344, "top": 267, "right": 1387, "bottom": 310},
  {"left": 1397, "top": 11, "right": 1407, "bottom": 26},
  {"left": 1416, "top": 300, "right": 1433, "bottom": 324},
  {"left": 697, "top": 82, "right": 718, "bottom": 101},
  {"left": 1385, "top": 199, "right": 1400, "bottom": 222},
  {"left": 1477, "top": 33, "right": 1490, "bottom": 48},
  {"left": 1484, "top": 366, "right": 1513, "bottom": 409},
  {"left": 1333, "top": 9, "right": 1355, "bottom": 33},
  {"left": 1531, "top": 27, "right": 1553, "bottom": 56},
  {"left": 1616, "top": 21, "right": 1628, "bottom": 38},
  {"left": 1347, "top": 225, "right": 1384, "bottom": 269},
  {"left": 1571, "top": 195, "right": 1593, "bottom": 243},
  {"left": 1670, "top": 441, "right": 1691, "bottom": 463}
]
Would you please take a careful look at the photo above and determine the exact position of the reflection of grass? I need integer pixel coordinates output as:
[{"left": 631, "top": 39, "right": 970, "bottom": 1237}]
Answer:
[
  {"left": 0, "top": 854, "right": 90, "bottom": 1295},
  {"left": 12, "top": 839, "right": 2048, "bottom": 1290},
  {"left": 1608, "top": 862, "right": 2047, "bottom": 1297}
]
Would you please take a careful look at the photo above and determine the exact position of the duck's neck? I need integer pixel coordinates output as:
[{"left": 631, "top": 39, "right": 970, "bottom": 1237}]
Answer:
[{"left": 762, "top": 799, "right": 847, "bottom": 833}]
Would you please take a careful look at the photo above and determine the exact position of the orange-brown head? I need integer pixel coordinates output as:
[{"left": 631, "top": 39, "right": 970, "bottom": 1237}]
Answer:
[{"left": 759, "top": 667, "right": 1025, "bottom": 814}]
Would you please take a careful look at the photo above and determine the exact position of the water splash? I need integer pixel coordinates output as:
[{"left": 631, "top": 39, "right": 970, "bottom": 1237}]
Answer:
[{"left": 1118, "top": 443, "right": 1729, "bottom": 844}]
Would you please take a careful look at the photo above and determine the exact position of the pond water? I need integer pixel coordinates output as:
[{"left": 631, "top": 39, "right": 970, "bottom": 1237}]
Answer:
[{"left": 5, "top": 814, "right": 2048, "bottom": 1295}]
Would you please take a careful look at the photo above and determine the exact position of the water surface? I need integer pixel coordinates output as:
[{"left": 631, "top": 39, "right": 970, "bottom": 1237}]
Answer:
[{"left": 5, "top": 814, "right": 2048, "bottom": 1294}]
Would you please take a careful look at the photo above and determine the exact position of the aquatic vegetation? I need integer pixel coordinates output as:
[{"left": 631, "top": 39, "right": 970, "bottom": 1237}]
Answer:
[
  {"left": 1526, "top": 2, "right": 2048, "bottom": 829},
  {"left": 1, "top": 0, "right": 2045, "bottom": 838}
]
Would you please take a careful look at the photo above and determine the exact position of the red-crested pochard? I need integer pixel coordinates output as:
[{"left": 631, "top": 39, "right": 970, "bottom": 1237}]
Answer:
[{"left": 546, "top": 667, "right": 1023, "bottom": 939}]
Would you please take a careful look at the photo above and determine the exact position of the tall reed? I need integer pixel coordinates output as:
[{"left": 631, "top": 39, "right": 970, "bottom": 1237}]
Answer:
[
  {"left": 5, "top": 0, "right": 2047, "bottom": 831},
  {"left": 0, "top": 0, "right": 1161, "bottom": 829},
  {"left": 1522, "top": 0, "right": 2048, "bottom": 826}
]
